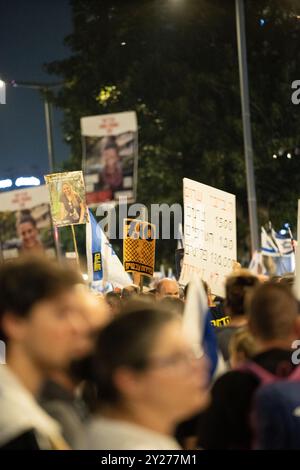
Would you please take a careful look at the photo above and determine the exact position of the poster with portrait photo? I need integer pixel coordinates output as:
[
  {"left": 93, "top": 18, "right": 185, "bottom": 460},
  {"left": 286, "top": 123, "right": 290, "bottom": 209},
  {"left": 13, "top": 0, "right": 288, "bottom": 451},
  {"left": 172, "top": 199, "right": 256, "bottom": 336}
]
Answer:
[
  {"left": 81, "top": 111, "right": 138, "bottom": 206},
  {"left": 44, "top": 171, "right": 89, "bottom": 227},
  {"left": 0, "top": 186, "right": 56, "bottom": 261}
]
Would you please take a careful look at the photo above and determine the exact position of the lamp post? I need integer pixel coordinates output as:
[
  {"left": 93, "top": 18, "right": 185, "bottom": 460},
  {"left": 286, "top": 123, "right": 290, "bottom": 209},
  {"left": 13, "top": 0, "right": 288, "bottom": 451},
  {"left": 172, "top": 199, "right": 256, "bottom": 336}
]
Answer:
[
  {"left": 6, "top": 79, "right": 64, "bottom": 259},
  {"left": 235, "top": 0, "right": 259, "bottom": 253}
]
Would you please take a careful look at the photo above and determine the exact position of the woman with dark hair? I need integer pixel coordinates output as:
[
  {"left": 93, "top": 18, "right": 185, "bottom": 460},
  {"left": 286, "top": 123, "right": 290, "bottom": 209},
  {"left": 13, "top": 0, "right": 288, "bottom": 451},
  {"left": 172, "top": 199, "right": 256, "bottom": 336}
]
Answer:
[
  {"left": 83, "top": 302, "right": 209, "bottom": 450},
  {"left": 101, "top": 142, "right": 123, "bottom": 191},
  {"left": 17, "top": 213, "right": 44, "bottom": 253}
]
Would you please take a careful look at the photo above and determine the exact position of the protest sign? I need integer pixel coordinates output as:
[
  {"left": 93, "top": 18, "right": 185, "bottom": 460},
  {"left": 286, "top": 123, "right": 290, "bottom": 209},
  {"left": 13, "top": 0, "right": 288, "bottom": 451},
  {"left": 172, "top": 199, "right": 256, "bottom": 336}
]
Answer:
[
  {"left": 0, "top": 185, "right": 55, "bottom": 260},
  {"left": 179, "top": 178, "right": 237, "bottom": 297},
  {"left": 81, "top": 111, "right": 138, "bottom": 206},
  {"left": 123, "top": 218, "right": 156, "bottom": 278},
  {"left": 44, "top": 171, "right": 89, "bottom": 227}
]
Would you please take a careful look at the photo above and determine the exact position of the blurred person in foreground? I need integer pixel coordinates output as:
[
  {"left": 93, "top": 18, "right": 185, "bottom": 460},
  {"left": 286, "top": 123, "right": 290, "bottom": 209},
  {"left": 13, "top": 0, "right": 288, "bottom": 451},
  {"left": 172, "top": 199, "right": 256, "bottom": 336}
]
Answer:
[
  {"left": 82, "top": 301, "right": 209, "bottom": 450},
  {"left": 121, "top": 284, "right": 139, "bottom": 301},
  {"left": 197, "top": 282, "right": 300, "bottom": 449},
  {"left": 0, "top": 256, "right": 83, "bottom": 449},
  {"left": 105, "top": 291, "right": 122, "bottom": 317},
  {"left": 160, "top": 296, "right": 185, "bottom": 316},
  {"left": 216, "top": 270, "right": 259, "bottom": 362},
  {"left": 40, "top": 287, "right": 110, "bottom": 448},
  {"left": 228, "top": 328, "right": 258, "bottom": 369}
]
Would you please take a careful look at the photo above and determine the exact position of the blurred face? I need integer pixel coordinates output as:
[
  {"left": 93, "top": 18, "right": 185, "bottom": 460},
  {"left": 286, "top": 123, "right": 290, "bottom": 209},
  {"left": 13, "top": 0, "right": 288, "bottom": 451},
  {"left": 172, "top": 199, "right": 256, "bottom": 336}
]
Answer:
[
  {"left": 14, "top": 287, "right": 93, "bottom": 371},
  {"left": 71, "top": 287, "right": 110, "bottom": 358},
  {"left": 119, "top": 320, "right": 210, "bottom": 425},
  {"left": 157, "top": 280, "right": 180, "bottom": 299},
  {"left": 103, "top": 148, "right": 119, "bottom": 169},
  {"left": 63, "top": 184, "right": 72, "bottom": 196},
  {"left": 18, "top": 222, "right": 38, "bottom": 249}
]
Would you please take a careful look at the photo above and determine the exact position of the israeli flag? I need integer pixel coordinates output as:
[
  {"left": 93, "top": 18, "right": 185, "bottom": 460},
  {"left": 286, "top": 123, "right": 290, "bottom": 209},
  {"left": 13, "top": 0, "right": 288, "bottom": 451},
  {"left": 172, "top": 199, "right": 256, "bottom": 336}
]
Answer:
[
  {"left": 182, "top": 276, "right": 226, "bottom": 380},
  {"left": 86, "top": 210, "right": 131, "bottom": 289}
]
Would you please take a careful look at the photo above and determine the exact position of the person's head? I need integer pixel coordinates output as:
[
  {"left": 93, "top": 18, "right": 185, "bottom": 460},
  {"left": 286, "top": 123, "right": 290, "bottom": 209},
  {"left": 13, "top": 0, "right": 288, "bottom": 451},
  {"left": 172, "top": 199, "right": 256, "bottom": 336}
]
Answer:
[
  {"left": 278, "top": 273, "right": 295, "bottom": 290},
  {"left": 247, "top": 282, "right": 300, "bottom": 348},
  {"left": 71, "top": 286, "right": 110, "bottom": 359},
  {"left": 105, "top": 291, "right": 122, "bottom": 317},
  {"left": 68, "top": 289, "right": 110, "bottom": 385},
  {"left": 225, "top": 270, "right": 259, "bottom": 318},
  {"left": 121, "top": 285, "right": 139, "bottom": 301},
  {"left": 0, "top": 256, "right": 86, "bottom": 371},
  {"left": 17, "top": 214, "right": 39, "bottom": 250},
  {"left": 156, "top": 278, "right": 180, "bottom": 300},
  {"left": 228, "top": 328, "right": 258, "bottom": 369},
  {"left": 62, "top": 182, "right": 74, "bottom": 198},
  {"left": 88, "top": 301, "right": 209, "bottom": 428},
  {"left": 160, "top": 296, "right": 185, "bottom": 316},
  {"left": 103, "top": 145, "right": 120, "bottom": 169}
]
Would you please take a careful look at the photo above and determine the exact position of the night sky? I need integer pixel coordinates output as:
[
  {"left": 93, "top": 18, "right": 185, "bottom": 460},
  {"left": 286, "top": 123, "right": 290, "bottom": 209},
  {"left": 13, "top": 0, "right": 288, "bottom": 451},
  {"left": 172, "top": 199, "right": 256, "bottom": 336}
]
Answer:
[{"left": 0, "top": 0, "right": 72, "bottom": 183}]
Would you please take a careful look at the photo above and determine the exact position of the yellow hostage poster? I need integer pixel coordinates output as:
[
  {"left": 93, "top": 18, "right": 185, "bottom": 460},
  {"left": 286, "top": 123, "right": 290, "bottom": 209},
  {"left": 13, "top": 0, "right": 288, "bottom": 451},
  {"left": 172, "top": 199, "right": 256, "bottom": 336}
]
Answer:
[{"left": 123, "top": 219, "right": 156, "bottom": 277}]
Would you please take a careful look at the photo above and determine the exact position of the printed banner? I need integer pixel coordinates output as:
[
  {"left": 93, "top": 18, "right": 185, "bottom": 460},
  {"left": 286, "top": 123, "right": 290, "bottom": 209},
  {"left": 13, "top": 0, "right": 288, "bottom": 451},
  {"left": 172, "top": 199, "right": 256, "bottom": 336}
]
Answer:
[
  {"left": 81, "top": 111, "right": 138, "bottom": 206},
  {"left": 179, "top": 178, "right": 237, "bottom": 297},
  {"left": 0, "top": 186, "right": 55, "bottom": 260},
  {"left": 44, "top": 171, "right": 89, "bottom": 227},
  {"left": 123, "top": 218, "right": 156, "bottom": 277}
]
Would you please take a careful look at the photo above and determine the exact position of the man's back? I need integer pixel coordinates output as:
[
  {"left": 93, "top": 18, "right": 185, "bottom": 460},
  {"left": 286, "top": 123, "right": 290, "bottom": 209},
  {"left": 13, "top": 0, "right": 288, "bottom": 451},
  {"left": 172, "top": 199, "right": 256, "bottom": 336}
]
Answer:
[{"left": 197, "top": 348, "right": 296, "bottom": 449}]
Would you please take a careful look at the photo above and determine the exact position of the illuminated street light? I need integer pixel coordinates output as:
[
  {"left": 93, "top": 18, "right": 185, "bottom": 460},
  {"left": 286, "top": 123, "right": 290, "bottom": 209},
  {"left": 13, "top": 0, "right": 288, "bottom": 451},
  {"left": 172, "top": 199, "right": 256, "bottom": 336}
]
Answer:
[
  {"left": 0, "top": 179, "right": 13, "bottom": 189},
  {"left": 15, "top": 176, "right": 41, "bottom": 187}
]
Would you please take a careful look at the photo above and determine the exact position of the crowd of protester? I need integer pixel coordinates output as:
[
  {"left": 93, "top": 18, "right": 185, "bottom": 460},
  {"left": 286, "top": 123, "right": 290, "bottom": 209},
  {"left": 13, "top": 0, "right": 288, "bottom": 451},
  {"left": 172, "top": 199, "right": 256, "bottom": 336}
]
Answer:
[{"left": 0, "top": 255, "right": 299, "bottom": 450}]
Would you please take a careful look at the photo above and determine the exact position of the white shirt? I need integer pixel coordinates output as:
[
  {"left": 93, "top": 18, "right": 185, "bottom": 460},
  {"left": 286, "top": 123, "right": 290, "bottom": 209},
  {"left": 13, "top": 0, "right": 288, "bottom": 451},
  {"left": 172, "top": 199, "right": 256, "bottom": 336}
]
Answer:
[
  {"left": 0, "top": 365, "right": 62, "bottom": 448},
  {"left": 83, "top": 416, "right": 181, "bottom": 450}
]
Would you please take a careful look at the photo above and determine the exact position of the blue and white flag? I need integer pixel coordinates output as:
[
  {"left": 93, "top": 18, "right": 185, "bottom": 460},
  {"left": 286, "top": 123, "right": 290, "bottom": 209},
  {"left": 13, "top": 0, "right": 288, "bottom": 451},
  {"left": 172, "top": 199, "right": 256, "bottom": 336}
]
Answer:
[
  {"left": 249, "top": 251, "right": 267, "bottom": 275},
  {"left": 261, "top": 225, "right": 295, "bottom": 274},
  {"left": 86, "top": 210, "right": 131, "bottom": 289},
  {"left": 182, "top": 276, "right": 226, "bottom": 380},
  {"left": 261, "top": 226, "right": 278, "bottom": 256}
]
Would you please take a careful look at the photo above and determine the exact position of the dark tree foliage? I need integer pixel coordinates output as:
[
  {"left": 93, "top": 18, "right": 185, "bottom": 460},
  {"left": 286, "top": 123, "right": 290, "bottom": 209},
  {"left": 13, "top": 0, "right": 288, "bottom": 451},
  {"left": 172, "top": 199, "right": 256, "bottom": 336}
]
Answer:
[{"left": 46, "top": 0, "right": 300, "bottom": 266}]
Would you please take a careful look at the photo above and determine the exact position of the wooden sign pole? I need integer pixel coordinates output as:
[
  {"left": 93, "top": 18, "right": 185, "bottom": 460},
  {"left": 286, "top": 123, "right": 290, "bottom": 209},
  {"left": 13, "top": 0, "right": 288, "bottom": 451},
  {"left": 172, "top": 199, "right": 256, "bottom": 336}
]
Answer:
[{"left": 71, "top": 225, "right": 80, "bottom": 266}]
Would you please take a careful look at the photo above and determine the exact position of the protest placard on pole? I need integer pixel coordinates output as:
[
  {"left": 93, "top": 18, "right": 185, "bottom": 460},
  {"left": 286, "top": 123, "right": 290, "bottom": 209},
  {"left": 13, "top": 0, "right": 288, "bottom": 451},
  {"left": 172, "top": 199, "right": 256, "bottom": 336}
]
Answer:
[
  {"left": 44, "top": 171, "right": 89, "bottom": 228},
  {"left": 179, "top": 178, "right": 237, "bottom": 297},
  {"left": 81, "top": 111, "right": 138, "bottom": 206},
  {"left": 123, "top": 219, "right": 156, "bottom": 290},
  {"left": 44, "top": 171, "right": 89, "bottom": 267},
  {"left": 0, "top": 185, "right": 55, "bottom": 261}
]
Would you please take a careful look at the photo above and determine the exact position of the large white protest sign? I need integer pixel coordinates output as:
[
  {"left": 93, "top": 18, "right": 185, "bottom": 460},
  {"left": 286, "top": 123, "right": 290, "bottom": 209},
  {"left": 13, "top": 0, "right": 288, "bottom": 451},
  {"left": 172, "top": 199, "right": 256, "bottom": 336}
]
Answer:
[{"left": 179, "top": 178, "right": 237, "bottom": 297}]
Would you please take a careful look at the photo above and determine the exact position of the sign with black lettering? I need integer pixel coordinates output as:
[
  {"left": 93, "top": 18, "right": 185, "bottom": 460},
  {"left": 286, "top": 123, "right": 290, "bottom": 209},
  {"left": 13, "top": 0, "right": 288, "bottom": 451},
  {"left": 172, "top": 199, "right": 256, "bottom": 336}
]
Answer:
[
  {"left": 123, "top": 219, "right": 156, "bottom": 277},
  {"left": 179, "top": 178, "right": 237, "bottom": 296}
]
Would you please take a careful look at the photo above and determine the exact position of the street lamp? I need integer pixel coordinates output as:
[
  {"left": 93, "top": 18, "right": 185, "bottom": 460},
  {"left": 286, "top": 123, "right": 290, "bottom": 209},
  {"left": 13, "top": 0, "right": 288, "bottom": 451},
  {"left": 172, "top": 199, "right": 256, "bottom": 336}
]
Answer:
[{"left": 4, "top": 79, "right": 64, "bottom": 258}]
